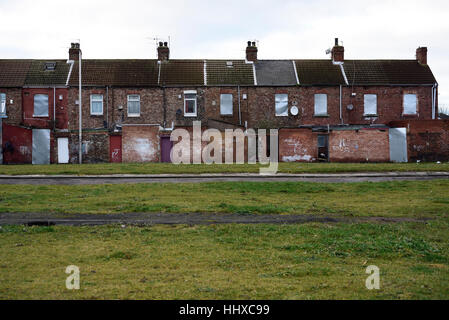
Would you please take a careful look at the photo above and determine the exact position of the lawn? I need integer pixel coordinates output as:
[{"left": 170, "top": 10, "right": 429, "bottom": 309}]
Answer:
[
  {"left": 0, "top": 162, "right": 448, "bottom": 175},
  {"left": 0, "top": 180, "right": 448, "bottom": 217},
  {"left": 0, "top": 220, "right": 448, "bottom": 299}
]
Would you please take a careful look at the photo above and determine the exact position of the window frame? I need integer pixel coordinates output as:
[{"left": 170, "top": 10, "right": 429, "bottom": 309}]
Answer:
[
  {"left": 220, "top": 93, "right": 233, "bottom": 115},
  {"left": 0, "top": 93, "right": 6, "bottom": 116},
  {"left": 403, "top": 93, "right": 418, "bottom": 115},
  {"left": 363, "top": 94, "right": 378, "bottom": 116},
  {"left": 275, "top": 93, "right": 289, "bottom": 117},
  {"left": 90, "top": 94, "right": 104, "bottom": 115},
  {"left": 127, "top": 94, "right": 141, "bottom": 117},
  {"left": 314, "top": 94, "right": 328, "bottom": 116},
  {"left": 33, "top": 94, "right": 49, "bottom": 117},
  {"left": 184, "top": 90, "right": 197, "bottom": 117}
]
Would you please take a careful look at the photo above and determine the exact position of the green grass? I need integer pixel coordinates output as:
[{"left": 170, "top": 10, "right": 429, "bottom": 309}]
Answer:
[
  {"left": 0, "top": 180, "right": 448, "bottom": 217},
  {"left": 0, "top": 162, "right": 448, "bottom": 175},
  {"left": 1, "top": 220, "right": 448, "bottom": 299}
]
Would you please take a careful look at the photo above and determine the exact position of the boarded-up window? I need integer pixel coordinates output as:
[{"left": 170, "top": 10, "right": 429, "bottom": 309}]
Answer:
[
  {"left": 90, "top": 94, "right": 103, "bottom": 115},
  {"left": 33, "top": 94, "right": 49, "bottom": 117},
  {"left": 127, "top": 95, "right": 140, "bottom": 117},
  {"left": 403, "top": 94, "right": 417, "bottom": 114},
  {"left": 184, "top": 92, "right": 197, "bottom": 116},
  {"left": 220, "top": 94, "right": 233, "bottom": 115},
  {"left": 364, "top": 94, "right": 377, "bottom": 115},
  {"left": 0, "top": 93, "right": 5, "bottom": 116},
  {"left": 275, "top": 94, "right": 288, "bottom": 116},
  {"left": 314, "top": 94, "right": 327, "bottom": 115}
]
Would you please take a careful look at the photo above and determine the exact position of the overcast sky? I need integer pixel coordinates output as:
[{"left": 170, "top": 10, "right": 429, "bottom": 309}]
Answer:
[{"left": 1, "top": 0, "right": 448, "bottom": 108}]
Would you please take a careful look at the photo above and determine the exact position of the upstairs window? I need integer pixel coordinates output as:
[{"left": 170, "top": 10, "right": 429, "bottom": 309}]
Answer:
[
  {"left": 314, "top": 94, "right": 328, "bottom": 116},
  {"left": 364, "top": 94, "right": 377, "bottom": 115},
  {"left": 127, "top": 95, "right": 140, "bottom": 117},
  {"left": 184, "top": 91, "right": 197, "bottom": 117},
  {"left": 0, "top": 93, "right": 6, "bottom": 116},
  {"left": 403, "top": 94, "right": 417, "bottom": 114},
  {"left": 90, "top": 94, "right": 103, "bottom": 115},
  {"left": 33, "top": 94, "right": 49, "bottom": 117},
  {"left": 275, "top": 94, "right": 288, "bottom": 116},
  {"left": 220, "top": 94, "right": 233, "bottom": 115}
]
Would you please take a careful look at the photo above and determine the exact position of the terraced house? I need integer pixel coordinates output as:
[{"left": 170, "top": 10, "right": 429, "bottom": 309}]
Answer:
[{"left": 1, "top": 39, "right": 447, "bottom": 164}]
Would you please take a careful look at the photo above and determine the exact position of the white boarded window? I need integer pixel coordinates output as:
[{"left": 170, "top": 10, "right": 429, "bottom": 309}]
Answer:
[
  {"left": 314, "top": 94, "right": 327, "bottom": 115},
  {"left": 275, "top": 94, "right": 288, "bottom": 116},
  {"left": 90, "top": 94, "right": 103, "bottom": 115},
  {"left": 33, "top": 94, "right": 49, "bottom": 117},
  {"left": 403, "top": 94, "right": 417, "bottom": 114},
  {"left": 220, "top": 94, "right": 233, "bottom": 115},
  {"left": 184, "top": 91, "right": 197, "bottom": 117},
  {"left": 127, "top": 94, "right": 140, "bottom": 117},
  {"left": 364, "top": 94, "right": 377, "bottom": 115},
  {"left": 0, "top": 93, "right": 6, "bottom": 116}
]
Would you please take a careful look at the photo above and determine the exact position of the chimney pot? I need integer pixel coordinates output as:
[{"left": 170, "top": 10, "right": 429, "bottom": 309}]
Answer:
[
  {"left": 164, "top": 42, "right": 168, "bottom": 46},
  {"left": 247, "top": 41, "right": 251, "bottom": 46},
  {"left": 335, "top": 38, "right": 339, "bottom": 46}
]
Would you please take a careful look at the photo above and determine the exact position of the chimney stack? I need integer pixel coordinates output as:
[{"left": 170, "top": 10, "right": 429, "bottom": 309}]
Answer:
[
  {"left": 158, "top": 42, "right": 170, "bottom": 61},
  {"left": 331, "top": 38, "right": 344, "bottom": 63},
  {"left": 69, "top": 43, "right": 81, "bottom": 61},
  {"left": 246, "top": 41, "right": 258, "bottom": 62},
  {"left": 416, "top": 47, "right": 428, "bottom": 65}
]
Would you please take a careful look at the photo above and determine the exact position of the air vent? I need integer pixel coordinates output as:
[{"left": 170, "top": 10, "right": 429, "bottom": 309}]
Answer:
[
  {"left": 44, "top": 62, "right": 56, "bottom": 71},
  {"left": 226, "top": 61, "right": 233, "bottom": 68}
]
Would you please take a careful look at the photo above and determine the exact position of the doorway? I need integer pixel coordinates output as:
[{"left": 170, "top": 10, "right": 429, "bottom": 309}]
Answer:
[
  {"left": 160, "top": 136, "right": 173, "bottom": 163},
  {"left": 317, "top": 134, "right": 329, "bottom": 162},
  {"left": 57, "top": 137, "right": 69, "bottom": 163}
]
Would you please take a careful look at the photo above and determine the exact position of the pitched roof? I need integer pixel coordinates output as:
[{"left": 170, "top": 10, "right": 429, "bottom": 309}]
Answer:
[
  {"left": 254, "top": 60, "right": 297, "bottom": 86},
  {"left": 343, "top": 60, "right": 436, "bottom": 85},
  {"left": 295, "top": 60, "right": 346, "bottom": 85},
  {"left": 0, "top": 59, "right": 32, "bottom": 87},
  {"left": 25, "top": 60, "right": 71, "bottom": 86},
  {"left": 206, "top": 60, "right": 254, "bottom": 85},
  {"left": 159, "top": 60, "right": 204, "bottom": 86},
  {"left": 68, "top": 59, "right": 159, "bottom": 86}
]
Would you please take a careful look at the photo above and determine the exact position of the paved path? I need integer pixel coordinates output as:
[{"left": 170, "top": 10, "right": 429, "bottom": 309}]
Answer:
[
  {"left": 0, "top": 212, "right": 430, "bottom": 226},
  {"left": 0, "top": 172, "right": 448, "bottom": 185}
]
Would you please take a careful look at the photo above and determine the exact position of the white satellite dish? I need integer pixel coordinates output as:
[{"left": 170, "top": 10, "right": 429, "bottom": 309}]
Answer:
[{"left": 290, "top": 106, "right": 299, "bottom": 116}]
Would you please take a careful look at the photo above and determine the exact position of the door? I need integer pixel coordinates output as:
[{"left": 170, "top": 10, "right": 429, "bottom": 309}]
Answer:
[
  {"left": 317, "top": 135, "right": 329, "bottom": 162},
  {"left": 160, "top": 136, "right": 173, "bottom": 163},
  {"left": 32, "top": 129, "right": 50, "bottom": 164},
  {"left": 110, "top": 135, "right": 122, "bottom": 163},
  {"left": 389, "top": 128, "right": 408, "bottom": 162},
  {"left": 57, "top": 137, "right": 69, "bottom": 163}
]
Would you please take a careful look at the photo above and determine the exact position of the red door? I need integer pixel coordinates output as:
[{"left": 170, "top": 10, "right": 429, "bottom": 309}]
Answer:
[{"left": 110, "top": 135, "right": 122, "bottom": 163}]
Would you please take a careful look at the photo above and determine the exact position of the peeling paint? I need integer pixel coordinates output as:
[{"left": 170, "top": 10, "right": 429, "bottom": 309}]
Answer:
[{"left": 282, "top": 155, "right": 313, "bottom": 162}]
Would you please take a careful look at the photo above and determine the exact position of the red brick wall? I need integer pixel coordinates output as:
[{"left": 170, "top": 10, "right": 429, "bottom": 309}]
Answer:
[
  {"left": 278, "top": 128, "right": 317, "bottom": 162},
  {"left": 0, "top": 88, "right": 22, "bottom": 126},
  {"left": 329, "top": 129, "right": 390, "bottom": 162},
  {"left": 2, "top": 123, "right": 32, "bottom": 164},
  {"left": 122, "top": 125, "right": 160, "bottom": 163},
  {"left": 389, "top": 120, "right": 449, "bottom": 161}
]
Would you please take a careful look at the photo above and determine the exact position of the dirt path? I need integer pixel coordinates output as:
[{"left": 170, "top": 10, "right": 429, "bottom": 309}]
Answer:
[{"left": 0, "top": 212, "right": 431, "bottom": 226}]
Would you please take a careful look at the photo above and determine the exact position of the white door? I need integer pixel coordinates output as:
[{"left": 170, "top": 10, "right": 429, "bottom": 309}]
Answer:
[
  {"left": 58, "top": 137, "right": 69, "bottom": 164},
  {"left": 389, "top": 128, "right": 408, "bottom": 162}
]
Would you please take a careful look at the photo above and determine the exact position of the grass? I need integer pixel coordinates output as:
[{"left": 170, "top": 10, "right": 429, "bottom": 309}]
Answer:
[
  {"left": 0, "top": 180, "right": 448, "bottom": 217},
  {"left": 0, "top": 162, "right": 448, "bottom": 175},
  {"left": 1, "top": 220, "right": 448, "bottom": 299}
]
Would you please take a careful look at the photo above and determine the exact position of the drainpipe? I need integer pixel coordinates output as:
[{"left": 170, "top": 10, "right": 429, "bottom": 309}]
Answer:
[
  {"left": 78, "top": 49, "right": 82, "bottom": 164},
  {"left": 106, "top": 86, "right": 109, "bottom": 129},
  {"left": 53, "top": 86, "right": 56, "bottom": 131},
  {"left": 238, "top": 85, "right": 242, "bottom": 126},
  {"left": 163, "top": 86, "right": 167, "bottom": 128},
  {"left": 339, "top": 85, "right": 343, "bottom": 124}
]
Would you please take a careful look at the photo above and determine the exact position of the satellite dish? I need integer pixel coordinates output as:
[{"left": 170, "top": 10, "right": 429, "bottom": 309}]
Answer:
[
  {"left": 290, "top": 106, "right": 299, "bottom": 116},
  {"left": 347, "top": 104, "right": 354, "bottom": 111}
]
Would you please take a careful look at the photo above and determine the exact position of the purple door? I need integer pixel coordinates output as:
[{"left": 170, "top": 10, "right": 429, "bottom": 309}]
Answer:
[{"left": 160, "top": 136, "right": 173, "bottom": 163}]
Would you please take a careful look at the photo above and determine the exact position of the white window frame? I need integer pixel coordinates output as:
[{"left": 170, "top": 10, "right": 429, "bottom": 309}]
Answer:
[
  {"left": 314, "top": 94, "right": 328, "bottom": 116},
  {"left": 220, "top": 93, "right": 233, "bottom": 115},
  {"left": 184, "top": 90, "right": 197, "bottom": 117},
  {"left": 33, "top": 94, "right": 49, "bottom": 117},
  {"left": 90, "top": 94, "right": 103, "bottom": 115},
  {"left": 127, "top": 94, "right": 141, "bottom": 117},
  {"left": 403, "top": 94, "right": 417, "bottom": 115},
  {"left": 0, "top": 93, "right": 6, "bottom": 116},
  {"left": 364, "top": 94, "right": 377, "bottom": 116},
  {"left": 275, "top": 93, "right": 289, "bottom": 117}
]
